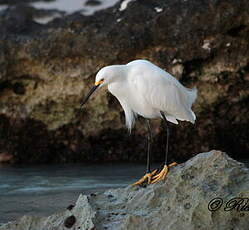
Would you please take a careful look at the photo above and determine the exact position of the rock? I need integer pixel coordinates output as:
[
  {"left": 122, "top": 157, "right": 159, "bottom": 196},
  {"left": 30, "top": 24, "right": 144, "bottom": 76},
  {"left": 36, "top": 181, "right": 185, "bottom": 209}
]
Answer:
[
  {"left": 1, "top": 150, "right": 249, "bottom": 230},
  {"left": 0, "top": 194, "right": 96, "bottom": 230},
  {"left": 0, "top": 152, "right": 13, "bottom": 163},
  {"left": 0, "top": 0, "right": 249, "bottom": 163},
  {"left": 85, "top": 0, "right": 102, "bottom": 6}
]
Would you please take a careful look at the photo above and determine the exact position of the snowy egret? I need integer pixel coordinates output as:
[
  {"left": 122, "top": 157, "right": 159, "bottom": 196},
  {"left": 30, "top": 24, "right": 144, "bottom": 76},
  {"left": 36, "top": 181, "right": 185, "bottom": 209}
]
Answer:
[{"left": 81, "top": 60, "right": 197, "bottom": 185}]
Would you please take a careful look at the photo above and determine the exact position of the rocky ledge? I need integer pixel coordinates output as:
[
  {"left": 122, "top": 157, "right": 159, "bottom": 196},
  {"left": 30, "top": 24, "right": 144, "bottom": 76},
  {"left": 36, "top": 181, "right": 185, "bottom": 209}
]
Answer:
[
  {"left": 0, "top": 0, "right": 248, "bottom": 163},
  {"left": 1, "top": 150, "right": 249, "bottom": 230}
]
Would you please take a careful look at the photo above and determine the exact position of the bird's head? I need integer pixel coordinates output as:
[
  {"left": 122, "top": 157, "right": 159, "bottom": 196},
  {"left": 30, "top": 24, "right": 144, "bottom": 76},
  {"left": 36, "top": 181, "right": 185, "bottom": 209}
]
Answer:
[
  {"left": 95, "top": 65, "right": 121, "bottom": 87},
  {"left": 81, "top": 65, "right": 123, "bottom": 108}
]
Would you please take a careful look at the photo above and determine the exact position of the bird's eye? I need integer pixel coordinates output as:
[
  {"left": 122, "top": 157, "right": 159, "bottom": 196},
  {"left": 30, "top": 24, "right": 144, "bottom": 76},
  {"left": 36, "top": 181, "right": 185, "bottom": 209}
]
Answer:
[
  {"left": 99, "top": 78, "right": 104, "bottom": 84},
  {"left": 95, "top": 78, "right": 104, "bottom": 86}
]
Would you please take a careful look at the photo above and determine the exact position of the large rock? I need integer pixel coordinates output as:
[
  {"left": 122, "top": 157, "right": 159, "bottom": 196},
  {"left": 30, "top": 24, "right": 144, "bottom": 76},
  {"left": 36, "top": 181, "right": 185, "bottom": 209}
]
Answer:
[
  {"left": 1, "top": 150, "right": 249, "bottom": 229},
  {"left": 0, "top": 0, "right": 249, "bottom": 163}
]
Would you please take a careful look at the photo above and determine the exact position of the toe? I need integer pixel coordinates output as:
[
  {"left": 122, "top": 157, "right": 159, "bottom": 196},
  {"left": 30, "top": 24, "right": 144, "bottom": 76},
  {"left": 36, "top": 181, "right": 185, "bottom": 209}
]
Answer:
[
  {"left": 169, "top": 162, "right": 177, "bottom": 167},
  {"left": 151, "top": 165, "right": 169, "bottom": 184},
  {"left": 132, "top": 170, "right": 159, "bottom": 186}
]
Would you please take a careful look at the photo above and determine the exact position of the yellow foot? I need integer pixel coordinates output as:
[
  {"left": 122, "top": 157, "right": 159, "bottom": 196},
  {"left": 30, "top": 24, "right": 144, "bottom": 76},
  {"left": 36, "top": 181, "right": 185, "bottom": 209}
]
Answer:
[
  {"left": 151, "top": 162, "right": 177, "bottom": 184},
  {"left": 132, "top": 169, "right": 158, "bottom": 186}
]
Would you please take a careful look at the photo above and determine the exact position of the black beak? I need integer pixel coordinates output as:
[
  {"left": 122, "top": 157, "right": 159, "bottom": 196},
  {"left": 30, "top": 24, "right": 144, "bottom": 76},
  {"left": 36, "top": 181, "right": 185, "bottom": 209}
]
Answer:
[{"left": 81, "top": 85, "right": 99, "bottom": 108}]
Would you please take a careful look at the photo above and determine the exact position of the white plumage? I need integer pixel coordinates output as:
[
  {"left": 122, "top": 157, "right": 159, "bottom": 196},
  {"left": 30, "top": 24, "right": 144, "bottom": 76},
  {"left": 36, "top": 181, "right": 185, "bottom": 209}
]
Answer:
[
  {"left": 80, "top": 59, "right": 197, "bottom": 185},
  {"left": 95, "top": 60, "right": 197, "bottom": 130}
]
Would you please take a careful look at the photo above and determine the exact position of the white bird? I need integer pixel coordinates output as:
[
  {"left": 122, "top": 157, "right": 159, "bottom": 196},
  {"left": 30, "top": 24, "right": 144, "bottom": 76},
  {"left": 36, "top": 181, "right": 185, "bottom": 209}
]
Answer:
[{"left": 81, "top": 60, "right": 197, "bottom": 185}]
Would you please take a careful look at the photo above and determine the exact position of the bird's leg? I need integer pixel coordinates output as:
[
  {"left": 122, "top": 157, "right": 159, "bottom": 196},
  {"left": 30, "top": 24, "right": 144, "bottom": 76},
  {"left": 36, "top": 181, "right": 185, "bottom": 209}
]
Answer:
[
  {"left": 132, "top": 119, "right": 158, "bottom": 186},
  {"left": 146, "top": 119, "right": 152, "bottom": 173},
  {"left": 151, "top": 112, "right": 177, "bottom": 184}
]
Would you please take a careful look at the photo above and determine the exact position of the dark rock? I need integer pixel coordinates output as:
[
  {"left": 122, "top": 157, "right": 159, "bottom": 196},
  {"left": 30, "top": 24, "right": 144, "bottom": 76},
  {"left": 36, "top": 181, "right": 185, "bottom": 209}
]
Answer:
[
  {"left": 66, "top": 204, "right": 75, "bottom": 211},
  {"left": 64, "top": 215, "right": 76, "bottom": 228},
  {"left": 0, "top": 0, "right": 248, "bottom": 163},
  {"left": 0, "top": 152, "right": 13, "bottom": 163},
  {"left": 85, "top": 0, "right": 102, "bottom": 6}
]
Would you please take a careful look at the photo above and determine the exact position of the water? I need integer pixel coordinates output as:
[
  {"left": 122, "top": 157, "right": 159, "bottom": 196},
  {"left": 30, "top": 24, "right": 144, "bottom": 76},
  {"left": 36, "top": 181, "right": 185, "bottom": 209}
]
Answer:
[
  {"left": 0, "top": 162, "right": 151, "bottom": 223},
  {"left": 0, "top": 160, "right": 248, "bottom": 224}
]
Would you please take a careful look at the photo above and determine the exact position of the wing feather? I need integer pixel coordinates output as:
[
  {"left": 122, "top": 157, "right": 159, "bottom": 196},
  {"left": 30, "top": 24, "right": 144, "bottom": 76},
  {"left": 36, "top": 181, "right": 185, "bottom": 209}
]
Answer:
[{"left": 128, "top": 61, "right": 197, "bottom": 123}]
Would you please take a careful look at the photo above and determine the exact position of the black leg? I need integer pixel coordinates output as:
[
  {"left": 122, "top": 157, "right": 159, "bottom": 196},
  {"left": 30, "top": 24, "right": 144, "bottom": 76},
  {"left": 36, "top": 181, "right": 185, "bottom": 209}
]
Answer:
[
  {"left": 131, "top": 119, "right": 156, "bottom": 186},
  {"left": 160, "top": 111, "right": 169, "bottom": 165},
  {"left": 146, "top": 119, "right": 152, "bottom": 173}
]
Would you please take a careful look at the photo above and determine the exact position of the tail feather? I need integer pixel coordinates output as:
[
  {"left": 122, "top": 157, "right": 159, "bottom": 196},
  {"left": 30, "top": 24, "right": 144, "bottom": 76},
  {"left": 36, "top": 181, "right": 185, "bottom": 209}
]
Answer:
[
  {"left": 176, "top": 86, "right": 197, "bottom": 124},
  {"left": 187, "top": 87, "right": 197, "bottom": 106},
  {"left": 166, "top": 115, "right": 179, "bottom": 124}
]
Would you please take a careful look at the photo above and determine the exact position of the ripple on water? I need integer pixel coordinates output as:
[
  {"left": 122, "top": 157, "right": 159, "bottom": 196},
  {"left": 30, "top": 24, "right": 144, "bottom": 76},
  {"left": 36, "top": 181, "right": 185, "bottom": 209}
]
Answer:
[{"left": 0, "top": 163, "right": 145, "bottom": 197}]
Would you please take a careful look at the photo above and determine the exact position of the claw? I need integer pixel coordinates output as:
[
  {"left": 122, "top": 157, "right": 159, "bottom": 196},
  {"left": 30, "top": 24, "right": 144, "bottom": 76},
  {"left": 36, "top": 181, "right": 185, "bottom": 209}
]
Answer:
[
  {"left": 132, "top": 169, "right": 158, "bottom": 186},
  {"left": 168, "top": 162, "right": 177, "bottom": 168},
  {"left": 151, "top": 162, "right": 177, "bottom": 184}
]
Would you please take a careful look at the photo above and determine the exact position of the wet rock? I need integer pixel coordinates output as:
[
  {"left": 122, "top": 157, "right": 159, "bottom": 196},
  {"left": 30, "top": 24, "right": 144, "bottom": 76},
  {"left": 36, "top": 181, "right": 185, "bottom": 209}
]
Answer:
[
  {"left": 0, "top": 194, "right": 96, "bottom": 230},
  {"left": 66, "top": 204, "right": 75, "bottom": 211},
  {"left": 64, "top": 215, "right": 76, "bottom": 228},
  {"left": 85, "top": 0, "right": 102, "bottom": 6},
  {"left": 0, "top": 152, "right": 13, "bottom": 163},
  {"left": 1, "top": 151, "right": 249, "bottom": 230},
  {"left": 0, "top": 0, "right": 249, "bottom": 163}
]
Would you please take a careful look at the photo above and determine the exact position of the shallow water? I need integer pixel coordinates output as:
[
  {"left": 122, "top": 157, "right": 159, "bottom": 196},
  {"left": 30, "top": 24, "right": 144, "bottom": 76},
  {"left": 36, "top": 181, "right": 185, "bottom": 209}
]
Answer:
[{"left": 0, "top": 162, "right": 153, "bottom": 223}]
